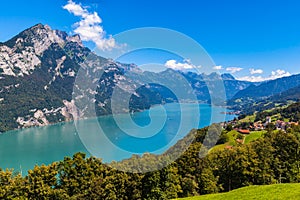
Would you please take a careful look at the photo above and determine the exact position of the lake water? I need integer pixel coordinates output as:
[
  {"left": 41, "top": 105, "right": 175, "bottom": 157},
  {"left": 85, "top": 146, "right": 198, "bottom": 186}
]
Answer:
[{"left": 0, "top": 103, "right": 235, "bottom": 173}]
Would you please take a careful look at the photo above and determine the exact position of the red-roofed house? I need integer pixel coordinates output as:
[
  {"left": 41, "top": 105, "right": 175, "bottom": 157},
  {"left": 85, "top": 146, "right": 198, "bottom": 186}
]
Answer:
[{"left": 238, "top": 129, "right": 250, "bottom": 134}]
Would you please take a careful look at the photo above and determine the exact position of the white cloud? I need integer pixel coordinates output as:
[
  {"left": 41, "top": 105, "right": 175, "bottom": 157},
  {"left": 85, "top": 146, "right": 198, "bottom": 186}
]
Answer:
[
  {"left": 270, "top": 69, "right": 291, "bottom": 79},
  {"left": 213, "top": 65, "right": 223, "bottom": 70},
  {"left": 164, "top": 60, "right": 201, "bottom": 71},
  {"left": 63, "top": 0, "right": 116, "bottom": 51},
  {"left": 250, "top": 68, "right": 263, "bottom": 74},
  {"left": 237, "top": 76, "right": 266, "bottom": 82},
  {"left": 237, "top": 69, "right": 291, "bottom": 82},
  {"left": 226, "top": 67, "right": 243, "bottom": 73}
]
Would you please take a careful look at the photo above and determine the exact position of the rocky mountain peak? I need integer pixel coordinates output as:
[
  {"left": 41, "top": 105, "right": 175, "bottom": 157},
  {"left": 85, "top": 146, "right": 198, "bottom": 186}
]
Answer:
[
  {"left": 221, "top": 73, "right": 236, "bottom": 80},
  {"left": 5, "top": 23, "right": 83, "bottom": 53},
  {"left": 66, "top": 34, "right": 83, "bottom": 47},
  {"left": 0, "top": 24, "right": 84, "bottom": 77}
]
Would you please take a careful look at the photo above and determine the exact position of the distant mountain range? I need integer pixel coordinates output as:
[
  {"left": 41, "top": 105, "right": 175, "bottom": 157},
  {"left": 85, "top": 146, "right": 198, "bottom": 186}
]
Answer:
[
  {"left": 231, "top": 74, "right": 300, "bottom": 100},
  {"left": 181, "top": 72, "right": 252, "bottom": 100},
  {"left": 228, "top": 74, "right": 300, "bottom": 114},
  {"left": 1, "top": 24, "right": 298, "bottom": 132}
]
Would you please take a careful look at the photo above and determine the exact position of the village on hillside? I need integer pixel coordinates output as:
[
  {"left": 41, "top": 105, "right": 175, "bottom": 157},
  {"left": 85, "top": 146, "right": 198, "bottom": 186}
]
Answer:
[
  {"left": 222, "top": 116, "right": 299, "bottom": 134},
  {"left": 209, "top": 115, "right": 300, "bottom": 151}
]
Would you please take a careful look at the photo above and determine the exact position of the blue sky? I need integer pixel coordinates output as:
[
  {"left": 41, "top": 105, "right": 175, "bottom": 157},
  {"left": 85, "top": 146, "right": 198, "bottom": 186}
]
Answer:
[{"left": 1, "top": 0, "right": 300, "bottom": 81}]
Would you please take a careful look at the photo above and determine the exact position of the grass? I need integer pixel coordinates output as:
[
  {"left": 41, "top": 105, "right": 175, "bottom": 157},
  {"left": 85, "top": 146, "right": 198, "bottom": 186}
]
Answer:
[
  {"left": 208, "top": 144, "right": 227, "bottom": 154},
  {"left": 209, "top": 130, "right": 266, "bottom": 153},
  {"left": 271, "top": 114, "right": 282, "bottom": 122},
  {"left": 244, "top": 131, "right": 266, "bottom": 144},
  {"left": 177, "top": 183, "right": 300, "bottom": 200},
  {"left": 227, "top": 130, "right": 239, "bottom": 146},
  {"left": 208, "top": 130, "right": 240, "bottom": 153},
  {"left": 239, "top": 114, "right": 256, "bottom": 123}
]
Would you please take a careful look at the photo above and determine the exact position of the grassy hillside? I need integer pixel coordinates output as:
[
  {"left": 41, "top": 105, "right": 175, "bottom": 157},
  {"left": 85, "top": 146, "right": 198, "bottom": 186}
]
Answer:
[
  {"left": 178, "top": 183, "right": 300, "bottom": 200},
  {"left": 208, "top": 130, "right": 239, "bottom": 153},
  {"left": 244, "top": 131, "right": 266, "bottom": 144},
  {"left": 209, "top": 130, "right": 266, "bottom": 153}
]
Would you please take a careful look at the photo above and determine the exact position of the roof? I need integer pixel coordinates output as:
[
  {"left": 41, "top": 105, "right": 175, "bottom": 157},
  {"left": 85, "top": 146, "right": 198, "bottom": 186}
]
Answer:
[{"left": 238, "top": 129, "right": 250, "bottom": 134}]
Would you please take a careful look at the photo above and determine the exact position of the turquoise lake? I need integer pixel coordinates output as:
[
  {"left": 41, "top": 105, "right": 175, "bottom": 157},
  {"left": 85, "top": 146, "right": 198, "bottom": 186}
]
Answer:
[{"left": 0, "top": 103, "right": 235, "bottom": 174}]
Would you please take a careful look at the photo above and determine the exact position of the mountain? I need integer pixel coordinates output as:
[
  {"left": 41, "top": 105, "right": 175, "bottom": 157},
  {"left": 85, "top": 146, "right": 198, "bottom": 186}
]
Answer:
[
  {"left": 232, "top": 85, "right": 300, "bottom": 115},
  {"left": 181, "top": 72, "right": 253, "bottom": 100},
  {"left": 254, "top": 101, "right": 300, "bottom": 123},
  {"left": 0, "top": 24, "right": 84, "bottom": 131},
  {"left": 228, "top": 74, "right": 300, "bottom": 114},
  {"left": 231, "top": 74, "right": 300, "bottom": 100},
  {"left": 0, "top": 24, "right": 251, "bottom": 132},
  {"left": 221, "top": 73, "right": 235, "bottom": 80},
  {"left": 268, "top": 85, "right": 300, "bottom": 102}
]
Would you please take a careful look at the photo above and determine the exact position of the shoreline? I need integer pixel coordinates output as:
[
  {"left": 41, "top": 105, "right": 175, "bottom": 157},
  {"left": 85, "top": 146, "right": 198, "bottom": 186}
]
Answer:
[{"left": 2, "top": 102, "right": 236, "bottom": 134}]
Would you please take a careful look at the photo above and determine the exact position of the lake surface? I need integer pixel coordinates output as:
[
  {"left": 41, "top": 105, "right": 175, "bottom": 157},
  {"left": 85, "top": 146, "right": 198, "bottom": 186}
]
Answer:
[{"left": 0, "top": 103, "right": 235, "bottom": 174}]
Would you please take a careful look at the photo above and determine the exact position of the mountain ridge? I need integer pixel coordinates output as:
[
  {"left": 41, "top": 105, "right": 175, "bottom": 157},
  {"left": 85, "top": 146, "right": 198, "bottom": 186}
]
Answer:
[
  {"left": 0, "top": 24, "right": 258, "bottom": 132},
  {"left": 228, "top": 73, "right": 300, "bottom": 115},
  {"left": 231, "top": 73, "right": 300, "bottom": 100}
]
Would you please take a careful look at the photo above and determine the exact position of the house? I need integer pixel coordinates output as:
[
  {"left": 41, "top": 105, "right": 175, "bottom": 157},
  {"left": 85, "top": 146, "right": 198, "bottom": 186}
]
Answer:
[
  {"left": 236, "top": 139, "right": 243, "bottom": 144},
  {"left": 276, "top": 120, "right": 284, "bottom": 130},
  {"left": 266, "top": 116, "right": 272, "bottom": 124},
  {"left": 254, "top": 121, "right": 264, "bottom": 131},
  {"left": 238, "top": 129, "right": 250, "bottom": 134},
  {"left": 291, "top": 122, "right": 299, "bottom": 126},
  {"left": 225, "top": 145, "right": 233, "bottom": 150}
]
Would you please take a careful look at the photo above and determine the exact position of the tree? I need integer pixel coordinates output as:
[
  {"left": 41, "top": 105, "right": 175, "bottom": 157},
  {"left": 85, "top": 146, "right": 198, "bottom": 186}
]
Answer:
[
  {"left": 25, "top": 163, "right": 63, "bottom": 199},
  {"left": 0, "top": 169, "right": 26, "bottom": 199},
  {"left": 226, "top": 124, "right": 233, "bottom": 132},
  {"left": 160, "top": 165, "right": 182, "bottom": 199},
  {"left": 142, "top": 171, "right": 164, "bottom": 200},
  {"left": 181, "top": 174, "right": 198, "bottom": 197},
  {"left": 198, "top": 168, "right": 220, "bottom": 194}
]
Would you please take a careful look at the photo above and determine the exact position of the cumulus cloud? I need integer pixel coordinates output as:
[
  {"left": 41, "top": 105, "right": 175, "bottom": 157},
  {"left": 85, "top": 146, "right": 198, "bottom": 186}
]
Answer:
[
  {"left": 270, "top": 69, "right": 291, "bottom": 79},
  {"left": 63, "top": 0, "right": 116, "bottom": 51},
  {"left": 226, "top": 67, "right": 243, "bottom": 73},
  {"left": 250, "top": 68, "right": 263, "bottom": 74},
  {"left": 213, "top": 65, "right": 223, "bottom": 70},
  {"left": 164, "top": 60, "right": 201, "bottom": 71},
  {"left": 238, "top": 69, "right": 291, "bottom": 82}
]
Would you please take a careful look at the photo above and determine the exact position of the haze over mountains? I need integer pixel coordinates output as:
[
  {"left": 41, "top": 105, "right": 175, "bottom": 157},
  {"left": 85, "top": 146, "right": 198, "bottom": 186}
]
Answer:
[{"left": 0, "top": 24, "right": 299, "bottom": 132}]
